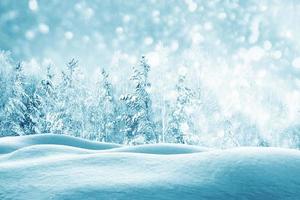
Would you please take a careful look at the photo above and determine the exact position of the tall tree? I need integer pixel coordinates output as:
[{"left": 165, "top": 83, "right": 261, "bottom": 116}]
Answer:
[
  {"left": 37, "top": 65, "right": 60, "bottom": 134},
  {"left": 0, "top": 53, "right": 14, "bottom": 136},
  {"left": 120, "top": 56, "right": 157, "bottom": 144},
  {"left": 98, "top": 69, "right": 120, "bottom": 142},
  {"left": 56, "top": 59, "right": 85, "bottom": 137},
  {"left": 88, "top": 69, "right": 120, "bottom": 142},
  {"left": 3, "top": 63, "right": 42, "bottom": 136}
]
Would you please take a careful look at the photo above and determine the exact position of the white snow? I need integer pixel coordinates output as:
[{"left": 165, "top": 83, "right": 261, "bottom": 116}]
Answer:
[
  {"left": 28, "top": 0, "right": 38, "bottom": 12},
  {"left": 38, "top": 23, "right": 49, "bottom": 34},
  {"left": 109, "top": 143, "right": 210, "bottom": 154},
  {"left": 248, "top": 17, "right": 260, "bottom": 44},
  {"left": 185, "top": 0, "right": 197, "bottom": 13},
  {"left": 0, "top": 135, "right": 300, "bottom": 200},
  {"left": 144, "top": 37, "right": 154, "bottom": 45},
  {"left": 247, "top": 46, "right": 265, "bottom": 61},
  {"left": 263, "top": 40, "right": 272, "bottom": 50},
  {"left": 292, "top": 57, "right": 300, "bottom": 69},
  {"left": 64, "top": 31, "right": 74, "bottom": 40},
  {"left": 0, "top": 134, "right": 121, "bottom": 154},
  {"left": 25, "top": 30, "right": 35, "bottom": 40}
]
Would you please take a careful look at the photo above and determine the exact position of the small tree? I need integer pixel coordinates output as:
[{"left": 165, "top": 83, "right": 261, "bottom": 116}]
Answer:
[
  {"left": 120, "top": 56, "right": 157, "bottom": 144},
  {"left": 221, "top": 119, "right": 239, "bottom": 148},
  {"left": 166, "top": 75, "right": 195, "bottom": 144}
]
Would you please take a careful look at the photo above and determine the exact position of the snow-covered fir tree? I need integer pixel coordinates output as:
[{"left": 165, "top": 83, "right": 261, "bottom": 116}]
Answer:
[
  {"left": 3, "top": 63, "right": 42, "bottom": 136},
  {"left": 0, "top": 52, "right": 13, "bottom": 111},
  {"left": 56, "top": 59, "right": 86, "bottom": 137},
  {"left": 120, "top": 56, "right": 158, "bottom": 144},
  {"left": 36, "top": 65, "right": 60, "bottom": 134},
  {"left": 88, "top": 69, "right": 120, "bottom": 142},
  {"left": 0, "top": 54, "right": 13, "bottom": 136},
  {"left": 166, "top": 75, "right": 196, "bottom": 144},
  {"left": 221, "top": 119, "right": 239, "bottom": 148}
]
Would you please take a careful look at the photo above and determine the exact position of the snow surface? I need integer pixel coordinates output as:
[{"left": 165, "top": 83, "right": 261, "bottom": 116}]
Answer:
[
  {"left": 0, "top": 134, "right": 121, "bottom": 154},
  {"left": 109, "top": 143, "right": 210, "bottom": 154},
  {"left": 0, "top": 135, "right": 300, "bottom": 200}
]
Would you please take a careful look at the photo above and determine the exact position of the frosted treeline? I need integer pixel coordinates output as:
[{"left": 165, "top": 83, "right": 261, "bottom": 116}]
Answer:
[{"left": 0, "top": 52, "right": 299, "bottom": 149}]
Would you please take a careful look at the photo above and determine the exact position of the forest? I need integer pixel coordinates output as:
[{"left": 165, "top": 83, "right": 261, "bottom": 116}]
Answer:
[{"left": 1, "top": 52, "right": 298, "bottom": 148}]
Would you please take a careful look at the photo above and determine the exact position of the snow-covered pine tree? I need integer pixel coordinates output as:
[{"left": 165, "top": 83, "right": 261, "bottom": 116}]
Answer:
[
  {"left": 99, "top": 69, "right": 121, "bottom": 142},
  {"left": 85, "top": 91, "right": 99, "bottom": 140},
  {"left": 56, "top": 59, "right": 85, "bottom": 137},
  {"left": 166, "top": 75, "right": 196, "bottom": 144},
  {"left": 37, "top": 65, "right": 60, "bottom": 134},
  {"left": 0, "top": 53, "right": 13, "bottom": 136},
  {"left": 3, "top": 63, "right": 42, "bottom": 136},
  {"left": 88, "top": 69, "right": 120, "bottom": 142},
  {"left": 221, "top": 119, "right": 239, "bottom": 148},
  {"left": 0, "top": 52, "right": 13, "bottom": 111},
  {"left": 120, "top": 56, "right": 157, "bottom": 145}
]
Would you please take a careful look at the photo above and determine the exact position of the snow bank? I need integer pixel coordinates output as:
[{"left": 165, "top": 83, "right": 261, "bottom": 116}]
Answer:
[
  {"left": 0, "top": 134, "right": 121, "bottom": 154},
  {"left": 0, "top": 135, "right": 300, "bottom": 200},
  {"left": 109, "top": 143, "right": 210, "bottom": 154},
  {"left": 0, "top": 144, "right": 95, "bottom": 162}
]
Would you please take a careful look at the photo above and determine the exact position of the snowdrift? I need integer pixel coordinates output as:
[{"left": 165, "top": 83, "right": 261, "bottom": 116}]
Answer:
[
  {"left": 109, "top": 143, "right": 210, "bottom": 154},
  {"left": 0, "top": 134, "right": 121, "bottom": 154},
  {"left": 0, "top": 135, "right": 300, "bottom": 200}
]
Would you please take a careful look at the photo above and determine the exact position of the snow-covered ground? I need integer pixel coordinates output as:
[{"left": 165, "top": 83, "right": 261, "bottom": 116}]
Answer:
[{"left": 0, "top": 135, "right": 300, "bottom": 200}]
